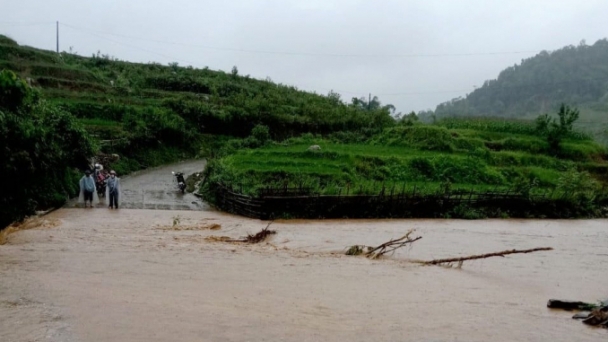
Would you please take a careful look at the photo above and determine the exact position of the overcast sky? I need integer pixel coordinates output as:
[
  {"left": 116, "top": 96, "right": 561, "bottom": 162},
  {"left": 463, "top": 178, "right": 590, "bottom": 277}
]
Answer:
[{"left": 3, "top": 0, "right": 608, "bottom": 112}]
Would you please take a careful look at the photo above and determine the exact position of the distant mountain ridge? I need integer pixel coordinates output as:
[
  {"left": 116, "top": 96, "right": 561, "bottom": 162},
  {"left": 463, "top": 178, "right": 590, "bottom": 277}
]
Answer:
[{"left": 434, "top": 39, "right": 608, "bottom": 119}]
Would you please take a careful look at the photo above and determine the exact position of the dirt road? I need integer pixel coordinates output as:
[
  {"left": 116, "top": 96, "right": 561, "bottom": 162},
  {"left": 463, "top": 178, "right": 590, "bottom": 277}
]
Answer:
[{"left": 1, "top": 207, "right": 607, "bottom": 341}]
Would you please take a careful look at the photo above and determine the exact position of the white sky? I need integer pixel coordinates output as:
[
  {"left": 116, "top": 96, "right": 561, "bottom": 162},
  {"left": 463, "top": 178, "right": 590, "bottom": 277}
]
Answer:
[{"left": 3, "top": 0, "right": 608, "bottom": 112}]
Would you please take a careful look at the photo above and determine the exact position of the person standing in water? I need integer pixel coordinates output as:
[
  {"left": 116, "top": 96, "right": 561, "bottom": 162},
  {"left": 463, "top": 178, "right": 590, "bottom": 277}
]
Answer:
[
  {"left": 106, "top": 170, "right": 121, "bottom": 209},
  {"left": 78, "top": 170, "right": 99, "bottom": 208}
]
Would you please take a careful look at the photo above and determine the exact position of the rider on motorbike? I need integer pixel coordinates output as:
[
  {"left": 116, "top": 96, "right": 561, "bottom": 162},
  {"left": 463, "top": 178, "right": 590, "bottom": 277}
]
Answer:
[{"left": 172, "top": 171, "right": 186, "bottom": 193}]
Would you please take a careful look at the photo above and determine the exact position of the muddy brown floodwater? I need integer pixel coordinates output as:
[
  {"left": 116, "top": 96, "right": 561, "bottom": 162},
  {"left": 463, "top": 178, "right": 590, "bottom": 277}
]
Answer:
[{"left": 2, "top": 179, "right": 608, "bottom": 341}]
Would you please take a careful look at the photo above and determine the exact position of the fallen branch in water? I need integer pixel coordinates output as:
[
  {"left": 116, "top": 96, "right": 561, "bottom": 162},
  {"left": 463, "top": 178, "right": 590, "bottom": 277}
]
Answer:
[
  {"left": 422, "top": 247, "right": 553, "bottom": 266},
  {"left": 548, "top": 299, "right": 608, "bottom": 328},
  {"left": 206, "top": 222, "right": 276, "bottom": 244},
  {"left": 241, "top": 223, "right": 276, "bottom": 243},
  {"left": 346, "top": 230, "right": 422, "bottom": 259}
]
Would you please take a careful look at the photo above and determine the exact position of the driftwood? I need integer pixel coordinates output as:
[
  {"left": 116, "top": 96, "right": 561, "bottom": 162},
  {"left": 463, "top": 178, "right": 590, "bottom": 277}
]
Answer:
[
  {"left": 548, "top": 299, "right": 608, "bottom": 328},
  {"left": 547, "top": 299, "right": 596, "bottom": 311},
  {"left": 583, "top": 308, "right": 608, "bottom": 327},
  {"left": 422, "top": 247, "right": 553, "bottom": 266},
  {"left": 346, "top": 230, "right": 422, "bottom": 259},
  {"left": 206, "top": 222, "right": 276, "bottom": 244},
  {"left": 241, "top": 224, "right": 276, "bottom": 243}
]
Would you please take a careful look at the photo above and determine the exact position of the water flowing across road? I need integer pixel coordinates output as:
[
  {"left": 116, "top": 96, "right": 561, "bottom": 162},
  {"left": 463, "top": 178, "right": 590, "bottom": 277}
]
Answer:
[
  {"left": 70, "top": 159, "right": 210, "bottom": 211},
  {"left": 2, "top": 160, "right": 607, "bottom": 341}
]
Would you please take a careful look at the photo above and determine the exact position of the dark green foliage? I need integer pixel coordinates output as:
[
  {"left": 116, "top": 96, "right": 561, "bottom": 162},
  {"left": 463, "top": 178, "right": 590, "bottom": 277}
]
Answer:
[
  {"left": 435, "top": 39, "right": 608, "bottom": 118},
  {"left": 0, "top": 69, "right": 33, "bottom": 111},
  {"left": 432, "top": 39, "right": 608, "bottom": 146},
  {"left": 0, "top": 70, "right": 96, "bottom": 228},
  {"left": 371, "top": 126, "right": 455, "bottom": 152},
  {"left": 144, "top": 75, "right": 211, "bottom": 93},
  {"left": 535, "top": 104, "right": 580, "bottom": 151},
  {"left": 251, "top": 124, "right": 270, "bottom": 145},
  {"left": 0, "top": 34, "right": 17, "bottom": 46},
  {"left": 0, "top": 38, "right": 396, "bottom": 183},
  {"left": 1, "top": 39, "right": 396, "bottom": 141},
  {"left": 200, "top": 114, "right": 607, "bottom": 219},
  {"left": 0, "top": 42, "right": 60, "bottom": 64}
]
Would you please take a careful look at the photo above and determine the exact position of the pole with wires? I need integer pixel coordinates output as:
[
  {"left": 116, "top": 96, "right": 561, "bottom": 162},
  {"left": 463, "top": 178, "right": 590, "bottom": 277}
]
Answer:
[{"left": 56, "top": 21, "right": 59, "bottom": 53}]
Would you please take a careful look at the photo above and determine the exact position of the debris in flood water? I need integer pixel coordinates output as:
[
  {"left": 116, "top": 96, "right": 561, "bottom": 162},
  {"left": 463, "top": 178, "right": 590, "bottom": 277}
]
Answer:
[
  {"left": 346, "top": 229, "right": 422, "bottom": 259},
  {"left": 157, "top": 217, "right": 221, "bottom": 231},
  {"left": 421, "top": 247, "right": 553, "bottom": 267},
  {"left": 206, "top": 222, "right": 276, "bottom": 244},
  {"left": 1, "top": 216, "right": 60, "bottom": 245},
  {"left": 547, "top": 299, "right": 596, "bottom": 311},
  {"left": 548, "top": 299, "right": 608, "bottom": 329},
  {"left": 205, "top": 236, "right": 233, "bottom": 242},
  {"left": 158, "top": 223, "right": 221, "bottom": 231}
]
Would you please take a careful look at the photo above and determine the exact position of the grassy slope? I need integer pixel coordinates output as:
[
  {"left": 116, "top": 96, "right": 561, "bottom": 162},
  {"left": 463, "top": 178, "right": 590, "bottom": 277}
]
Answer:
[
  {"left": 0, "top": 36, "right": 393, "bottom": 172},
  {"left": 0, "top": 41, "right": 190, "bottom": 169},
  {"left": 206, "top": 121, "right": 608, "bottom": 199}
]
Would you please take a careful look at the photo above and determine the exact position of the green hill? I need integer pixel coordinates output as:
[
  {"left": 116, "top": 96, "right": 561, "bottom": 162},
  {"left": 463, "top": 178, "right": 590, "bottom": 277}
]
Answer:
[
  {"left": 0, "top": 34, "right": 394, "bottom": 173},
  {"left": 432, "top": 39, "right": 608, "bottom": 144},
  {"left": 1, "top": 34, "right": 607, "bottom": 222}
]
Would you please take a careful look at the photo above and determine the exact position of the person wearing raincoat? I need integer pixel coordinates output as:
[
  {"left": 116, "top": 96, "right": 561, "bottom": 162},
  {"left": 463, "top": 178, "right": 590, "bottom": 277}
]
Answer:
[
  {"left": 106, "top": 170, "right": 121, "bottom": 209},
  {"left": 78, "top": 170, "right": 99, "bottom": 208}
]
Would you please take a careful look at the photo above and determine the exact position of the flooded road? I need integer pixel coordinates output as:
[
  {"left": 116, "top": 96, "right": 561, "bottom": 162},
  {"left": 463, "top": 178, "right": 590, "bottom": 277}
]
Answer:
[
  {"left": 1, "top": 209, "right": 607, "bottom": 342},
  {"left": 70, "top": 159, "right": 209, "bottom": 211}
]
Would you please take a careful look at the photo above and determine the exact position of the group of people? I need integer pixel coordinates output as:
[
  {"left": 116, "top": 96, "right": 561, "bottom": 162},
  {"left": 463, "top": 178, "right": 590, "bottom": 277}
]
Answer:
[{"left": 79, "top": 167, "right": 121, "bottom": 209}]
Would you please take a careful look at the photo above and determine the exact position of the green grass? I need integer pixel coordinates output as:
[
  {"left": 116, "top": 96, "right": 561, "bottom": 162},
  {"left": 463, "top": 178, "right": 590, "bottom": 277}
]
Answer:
[
  {"left": 77, "top": 118, "right": 122, "bottom": 127},
  {"left": 203, "top": 123, "right": 608, "bottom": 199}
]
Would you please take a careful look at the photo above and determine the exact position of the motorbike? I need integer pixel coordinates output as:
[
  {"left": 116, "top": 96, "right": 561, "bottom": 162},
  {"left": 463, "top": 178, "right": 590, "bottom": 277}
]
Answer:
[
  {"left": 172, "top": 171, "right": 186, "bottom": 193},
  {"left": 96, "top": 172, "right": 107, "bottom": 198}
]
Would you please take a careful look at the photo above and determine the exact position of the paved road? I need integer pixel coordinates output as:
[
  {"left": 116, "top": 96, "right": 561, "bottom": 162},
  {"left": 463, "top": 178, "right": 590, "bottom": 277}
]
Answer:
[{"left": 72, "top": 159, "right": 210, "bottom": 211}]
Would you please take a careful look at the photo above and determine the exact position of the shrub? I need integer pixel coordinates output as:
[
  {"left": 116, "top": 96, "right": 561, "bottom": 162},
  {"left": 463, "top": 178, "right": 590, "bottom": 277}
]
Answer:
[
  {"left": 536, "top": 104, "right": 581, "bottom": 151},
  {"left": 0, "top": 70, "right": 96, "bottom": 228}
]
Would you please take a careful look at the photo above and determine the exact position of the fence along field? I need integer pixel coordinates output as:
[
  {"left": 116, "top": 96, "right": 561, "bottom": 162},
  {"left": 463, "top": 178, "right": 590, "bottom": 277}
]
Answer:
[
  {"left": 201, "top": 116, "right": 608, "bottom": 219},
  {"left": 211, "top": 182, "right": 606, "bottom": 219}
]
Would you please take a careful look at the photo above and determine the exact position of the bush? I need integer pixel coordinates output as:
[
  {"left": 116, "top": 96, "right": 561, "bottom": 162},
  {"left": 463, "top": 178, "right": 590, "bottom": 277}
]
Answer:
[
  {"left": 251, "top": 124, "right": 270, "bottom": 145},
  {"left": 536, "top": 104, "right": 581, "bottom": 151},
  {"left": 371, "top": 126, "right": 454, "bottom": 151},
  {"left": 0, "top": 70, "right": 96, "bottom": 228}
]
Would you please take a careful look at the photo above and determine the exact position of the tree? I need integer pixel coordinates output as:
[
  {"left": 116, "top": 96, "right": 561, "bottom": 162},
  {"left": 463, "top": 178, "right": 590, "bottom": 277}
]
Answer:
[
  {"left": 398, "top": 111, "right": 419, "bottom": 126},
  {"left": 535, "top": 104, "right": 580, "bottom": 151},
  {"left": 0, "top": 70, "right": 96, "bottom": 228}
]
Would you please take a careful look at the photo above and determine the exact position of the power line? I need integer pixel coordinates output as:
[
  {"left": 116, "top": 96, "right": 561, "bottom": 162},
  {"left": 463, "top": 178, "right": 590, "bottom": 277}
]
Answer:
[
  {"left": 0, "top": 21, "right": 54, "bottom": 24},
  {"left": 311, "top": 87, "right": 470, "bottom": 96},
  {"left": 60, "top": 22, "right": 542, "bottom": 59},
  {"left": 61, "top": 24, "right": 198, "bottom": 65},
  {"left": 58, "top": 24, "right": 477, "bottom": 96},
  {"left": 21, "top": 21, "right": 608, "bottom": 105},
  {"left": 0, "top": 22, "right": 54, "bottom": 27}
]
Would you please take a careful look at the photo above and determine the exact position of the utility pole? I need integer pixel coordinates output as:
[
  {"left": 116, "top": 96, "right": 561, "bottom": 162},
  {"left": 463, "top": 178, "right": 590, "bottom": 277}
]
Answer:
[
  {"left": 368, "top": 93, "right": 371, "bottom": 110},
  {"left": 56, "top": 21, "right": 59, "bottom": 53}
]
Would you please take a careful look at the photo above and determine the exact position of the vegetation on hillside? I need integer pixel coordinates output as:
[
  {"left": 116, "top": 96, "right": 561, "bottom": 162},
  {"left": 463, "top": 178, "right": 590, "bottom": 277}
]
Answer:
[
  {"left": 430, "top": 39, "right": 608, "bottom": 145},
  {"left": 0, "top": 70, "right": 95, "bottom": 228},
  {"left": 2, "top": 34, "right": 608, "bottom": 222},
  {"left": 0, "top": 34, "right": 398, "bottom": 226},
  {"left": 0, "top": 34, "right": 397, "bottom": 171},
  {"left": 0, "top": 36, "right": 394, "bottom": 139},
  {"left": 434, "top": 39, "right": 608, "bottom": 118},
  {"left": 201, "top": 112, "right": 608, "bottom": 218}
]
